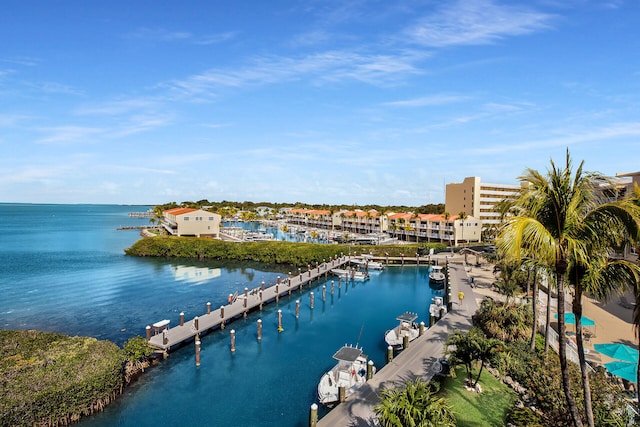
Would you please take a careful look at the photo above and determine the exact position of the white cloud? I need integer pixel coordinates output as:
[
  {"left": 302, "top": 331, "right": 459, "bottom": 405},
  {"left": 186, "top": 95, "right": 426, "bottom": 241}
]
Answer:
[
  {"left": 36, "top": 126, "right": 105, "bottom": 145},
  {"left": 382, "top": 94, "right": 471, "bottom": 107},
  {"left": 406, "top": 0, "right": 554, "bottom": 47},
  {"left": 473, "top": 122, "right": 640, "bottom": 154}
]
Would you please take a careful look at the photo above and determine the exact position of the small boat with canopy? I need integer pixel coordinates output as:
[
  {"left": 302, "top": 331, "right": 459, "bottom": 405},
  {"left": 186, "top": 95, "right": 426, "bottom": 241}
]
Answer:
[
  {"left": 384, "top": 312, "right": 420, "bottom": 348},
  {"left": 317, "top": 344, "right": 374, "bottom": 405}
]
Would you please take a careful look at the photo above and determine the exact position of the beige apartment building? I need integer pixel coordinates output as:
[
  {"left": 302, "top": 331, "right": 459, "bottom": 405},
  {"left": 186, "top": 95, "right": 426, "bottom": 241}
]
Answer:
[
  {"left": 445, "top": 176, "right": 527, "bottom": 237},
  {"left": 162, "top": 208, "right": 221, "bottom": 238}
]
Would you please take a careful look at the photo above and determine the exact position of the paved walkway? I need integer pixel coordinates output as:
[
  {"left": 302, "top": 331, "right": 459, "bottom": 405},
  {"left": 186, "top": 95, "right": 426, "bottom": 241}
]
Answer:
[
  {"left": 317, "top": 256, "right": 478, "bottom": 426},
  {"left": 318, "top": 252, "right": 639, "bottom": 426}
]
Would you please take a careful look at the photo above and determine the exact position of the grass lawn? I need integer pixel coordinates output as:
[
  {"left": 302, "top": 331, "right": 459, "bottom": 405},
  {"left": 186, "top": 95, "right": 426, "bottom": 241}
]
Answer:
[{"left": 438, "top": 366, "right": 518, "bottom": 427}]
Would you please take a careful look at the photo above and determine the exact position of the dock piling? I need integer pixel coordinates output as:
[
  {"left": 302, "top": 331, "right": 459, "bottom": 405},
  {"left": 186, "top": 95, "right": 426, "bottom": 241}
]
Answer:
[
  {"left": 257, "top": 319, "right": 262, "bottom": 341},
  {"left": 230, "top": 329, "right": 236, "bottom": 353},
  {"left": 195, "top": 340, "right": 201, "bottom": 366},
  {"left": 295, "top": 300, "right": 300, "bottom": 318},
  {"left": 322, "top": 285, "right": 326, "bottom": 301},
  {"left": 419, "top": 321, "right": 425, "bottom": 336},
  {"left": 145, "top": 325, "right": 151, "bottom": 341},
  {"left": 207, "top": 302, "right": 211, "bottom": 314},
  {"left": 386, "top": 345, "right": 394, "bottom": 364},
  {"left": 309, "top": 403, "right": 318, "bottom": 427},
  {"left": 180, "top": 312, "right": 185, "bottom": 326},
  {"left": 367, "top": 360, "right": 374, "bottom": 380},
  {"left": 277, "top": 309, "right": 283, "bottom": 332},
  {"left": 310, "top": 292, "right": 314, "bottom": 309}
]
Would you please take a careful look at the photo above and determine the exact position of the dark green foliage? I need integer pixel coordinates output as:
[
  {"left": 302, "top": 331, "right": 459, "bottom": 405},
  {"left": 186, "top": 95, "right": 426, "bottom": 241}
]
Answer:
[
  {"left": 507, "top": 407, "right": 545, "bottom": 426},
  {"left": 489, "top": 340, "right": 629, "bottom": 426},
  {"left": 374, "top": 378, "right": 456, "bottom": 427},
  {"left": 125, "top": 236, "right": 446, "bottom": 267},
  {"left": 122, "top": 335, "right": 152, "bottom": 361},
  {"left": 0, "top": 330, "right": 124, "bottom": 426},
  {"left": 473, "top": 297, "right": 532, "bottom": 342}
]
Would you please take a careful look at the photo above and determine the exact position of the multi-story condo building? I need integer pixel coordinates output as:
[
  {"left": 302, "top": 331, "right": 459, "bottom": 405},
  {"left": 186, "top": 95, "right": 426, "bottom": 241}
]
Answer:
[
  {"left": 445, "top": 176, "right": 527, "bottom": 236},
  {"left": 283, "top": 208, "right": 479, "bottom": 245},
  {"left": 386, "top": 212, "right": 480, "bottom": 246}
]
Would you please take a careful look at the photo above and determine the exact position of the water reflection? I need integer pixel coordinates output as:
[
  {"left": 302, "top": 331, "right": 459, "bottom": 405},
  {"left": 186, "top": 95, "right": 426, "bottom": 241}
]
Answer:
[{"left": 172, "top": 265, "right": 221, "bottom": 284}]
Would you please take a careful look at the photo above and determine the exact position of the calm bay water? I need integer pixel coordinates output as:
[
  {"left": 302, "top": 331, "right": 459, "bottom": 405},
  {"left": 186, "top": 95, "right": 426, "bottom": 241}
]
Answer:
[{"left": 0, "top": 204, "right": 439, "bottom": 427}]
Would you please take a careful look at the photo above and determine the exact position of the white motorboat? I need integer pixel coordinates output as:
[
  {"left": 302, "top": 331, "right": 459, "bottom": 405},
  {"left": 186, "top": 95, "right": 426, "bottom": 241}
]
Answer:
[
  {"left": 317, "top": 345, "right": 374, "bottom": 405},
  {"left": 429, "top": 265, "right": 445, "bottom": 287},
  {"left": 330, "top": 268, "right": 370, "bottom": 281},
  {"left": 384, "top": 312, "right": 420, "bottom": 348},
  {"left": 351, "top": 254, "right": 385, "bottom": 270},
  {"left": 429, "top": 296, "right": 447, "bottom": 319},
  {"left": 243, "top": 231, "right": 274, "bottom": 241}
]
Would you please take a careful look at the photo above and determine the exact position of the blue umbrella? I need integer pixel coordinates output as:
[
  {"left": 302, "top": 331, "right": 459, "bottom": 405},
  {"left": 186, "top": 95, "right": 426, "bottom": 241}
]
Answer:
[
  {"left": 604, "top": 360, "right": 638, "bottom": 383},
  {"left": 594, "top": 343, "right": 639, "bottom": 363},
  {"left": 554, "top": 312, "right": 595, "bottom": 327}
]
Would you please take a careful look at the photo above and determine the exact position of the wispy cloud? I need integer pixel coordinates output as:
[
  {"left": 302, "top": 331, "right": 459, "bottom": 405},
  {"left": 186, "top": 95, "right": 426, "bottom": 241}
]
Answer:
[
  {"left": 126, "top": 27, "right": 192, "bottom": 42},
  {"left": 0, "top": 56, "right": 40, "bottom": 66},
  {"left": 165, "top": 49, "right": 426, "bottom": 97},
  {"left": 126, "top": 27, "right": 237, "bottom": 45},
  {"left": 2, "top": 164, "right": 73, "bottom": 184},
  {"left": 473, "top": 122, "right": 640, "bottom": 154},
  {"left": 382, "top": 94, "right": 471, "bottom": 108},
  {"left": 194, "top": 32, "right": 238, "bottom": 45},
  {"left": 36, "top": 126, "right": 106, "bottom": 145},
  {"left": 406, "top": 0, "right": 554, "bottom": 47},
  {"left": 75, "top": 98, "right": 161, "bottom": 116}
]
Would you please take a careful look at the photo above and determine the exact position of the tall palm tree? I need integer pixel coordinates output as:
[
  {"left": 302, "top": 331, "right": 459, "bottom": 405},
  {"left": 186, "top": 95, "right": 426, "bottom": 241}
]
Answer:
[
  {"left": 443, "top": 212, "right": 451, "bottom": 247},
  {"left": 497, "top": 151, "right": 603, "bottom": 427},
  {"left": 570, "top": 253, "right": 640, "bottom": 423},
  {"left": 457, "top": 211, "right": 467, "bottom": 245},
  {"left": 565, "top": 202, "right": 640, "bottom": 427}
]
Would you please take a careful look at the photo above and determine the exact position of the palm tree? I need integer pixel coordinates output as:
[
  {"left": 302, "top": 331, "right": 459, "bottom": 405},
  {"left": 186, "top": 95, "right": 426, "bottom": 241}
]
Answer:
[
  {"left": 570, "top": 252, "right": 640, "bottom": 422},
  {"left": 457, "top": 211, "right": 467, "bottom": 245},
  {"left": 374, "top": 378, "right": 456, "bottom": 427},
  {"left": 497, "top": 151, "right": 602, "bottom": 427},
  {"left": 443, "top": 212, "right": 451, "bottom": 247}
]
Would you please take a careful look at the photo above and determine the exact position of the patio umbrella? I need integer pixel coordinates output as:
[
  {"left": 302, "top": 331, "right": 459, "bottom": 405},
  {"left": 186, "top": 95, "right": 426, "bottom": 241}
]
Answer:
[
  {"left": 594, "top": 343, "right": 639, "bottom": 363},
  {"left": 554, "top": 312, "right": 596, "bottom": 326},
  {"left": 604, "top": 360, "right": 638, "bottom": 383}
]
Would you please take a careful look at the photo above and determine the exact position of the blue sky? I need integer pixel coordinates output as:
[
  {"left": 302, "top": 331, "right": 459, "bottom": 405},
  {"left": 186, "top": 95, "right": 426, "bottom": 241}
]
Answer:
[{"left": 2, "top": 0, "right": 639, "bottom": 206}]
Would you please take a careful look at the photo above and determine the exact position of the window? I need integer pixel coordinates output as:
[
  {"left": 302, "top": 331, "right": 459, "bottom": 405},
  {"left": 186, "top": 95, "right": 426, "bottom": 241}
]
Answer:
[{"left": 184, "top": 217, "right": 190, "bottom": 221}]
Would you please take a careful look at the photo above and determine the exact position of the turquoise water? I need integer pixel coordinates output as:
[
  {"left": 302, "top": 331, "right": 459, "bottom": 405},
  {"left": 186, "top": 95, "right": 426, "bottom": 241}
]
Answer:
[{"left": 0, "top": 204, "right": 439, "bottom": 426}]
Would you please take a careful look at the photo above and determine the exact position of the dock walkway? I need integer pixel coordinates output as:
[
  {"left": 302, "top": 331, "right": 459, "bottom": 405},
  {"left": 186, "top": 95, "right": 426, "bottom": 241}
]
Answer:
[
  {"left": 147, "top": 256, "right": 354, "bottom": 350},
  {"left": 317, "top": 257, "right": 478, "bottom": 426}
]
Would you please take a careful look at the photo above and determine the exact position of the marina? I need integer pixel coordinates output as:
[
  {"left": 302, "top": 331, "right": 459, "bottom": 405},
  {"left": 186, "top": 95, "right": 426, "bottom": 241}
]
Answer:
[
  {"left": 146, "top": 256, "right": 353, "bottom": 350},
  {"left": 1, "top": 204, "right": 449, "bottom": 427}
]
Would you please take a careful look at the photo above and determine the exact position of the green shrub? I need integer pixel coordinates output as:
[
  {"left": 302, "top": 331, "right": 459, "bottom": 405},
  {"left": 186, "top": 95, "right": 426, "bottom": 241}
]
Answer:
[
  {"left": 0, "top": 330, "right": 124, "bottom": 426},
  {"left": 507, "top": 406, "right": 545, "bottom": 426},
  {"left": 125, "top": 236, "right": 445, "bottom": 267}
]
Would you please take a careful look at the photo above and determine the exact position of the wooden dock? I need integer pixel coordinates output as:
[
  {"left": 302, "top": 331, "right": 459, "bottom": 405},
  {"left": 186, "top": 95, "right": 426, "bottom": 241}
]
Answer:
[{"left": 147, "top": 256, "right": 354, "bottom": 350}]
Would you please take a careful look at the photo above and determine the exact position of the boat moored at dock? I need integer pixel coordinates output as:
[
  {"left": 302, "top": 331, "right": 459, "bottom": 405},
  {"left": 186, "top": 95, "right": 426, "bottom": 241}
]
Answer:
[
  {"left": 428, "top": 265, "right": 445, "bottom": 288},
  {"left": 330, "top": 267, "right": 369, "bottom": 281},
  {"left": 350, "top": 254, "right": 385, "bottom": 270},
  {"left": 317, "top": 344, "right": 374, "bottom": 405},
  {"left": 384, "top": 312, "right": 420, "bottom": 348}
]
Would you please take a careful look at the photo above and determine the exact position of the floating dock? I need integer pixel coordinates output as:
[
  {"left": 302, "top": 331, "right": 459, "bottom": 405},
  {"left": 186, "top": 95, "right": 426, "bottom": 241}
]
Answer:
[{"left": 146, "top": 256, "right": 354, "bottom": 350}]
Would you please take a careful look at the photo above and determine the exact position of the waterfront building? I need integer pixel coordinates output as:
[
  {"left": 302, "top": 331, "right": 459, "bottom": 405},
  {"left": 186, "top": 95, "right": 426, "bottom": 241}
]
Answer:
[
  {"left": 445, "top": 176, "right": 527, "bottom": 239},
  {"left": 339, "top": 209, "right": 386, "bottom": 234},
  {"left": 162, "top": 208, "right": 221, "bottom": 238},
  {"left": 386, "top": 212, "right": 480, "bottom": 246}
]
